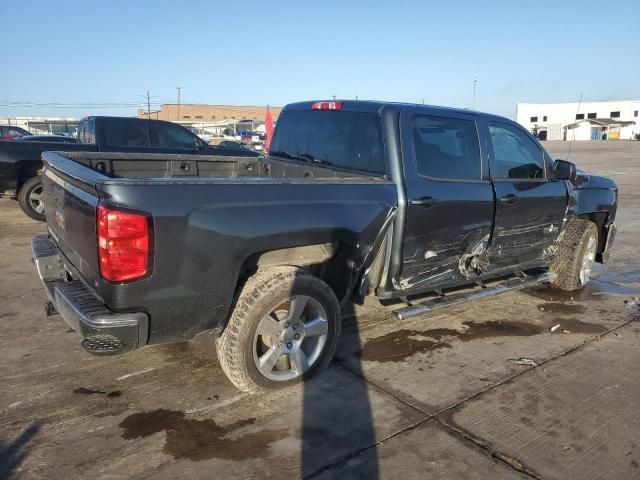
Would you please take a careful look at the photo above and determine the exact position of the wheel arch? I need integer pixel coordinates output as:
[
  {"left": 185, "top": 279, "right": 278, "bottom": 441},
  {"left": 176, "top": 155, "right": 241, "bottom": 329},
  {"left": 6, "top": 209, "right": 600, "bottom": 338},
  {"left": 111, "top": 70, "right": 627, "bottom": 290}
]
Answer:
[
  {"left": 237, "top": 242, "right": 360, "bottom": 305},
  {"left": 577, "top": 212, "right": 608, "bottom": 260}
]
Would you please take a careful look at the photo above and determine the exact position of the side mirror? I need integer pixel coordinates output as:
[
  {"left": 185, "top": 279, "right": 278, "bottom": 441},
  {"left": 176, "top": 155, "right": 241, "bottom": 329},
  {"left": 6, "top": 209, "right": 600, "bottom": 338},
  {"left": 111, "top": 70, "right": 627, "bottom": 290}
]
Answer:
[{"left": 553, "top": 159, "right": 576, "bottom": 182}]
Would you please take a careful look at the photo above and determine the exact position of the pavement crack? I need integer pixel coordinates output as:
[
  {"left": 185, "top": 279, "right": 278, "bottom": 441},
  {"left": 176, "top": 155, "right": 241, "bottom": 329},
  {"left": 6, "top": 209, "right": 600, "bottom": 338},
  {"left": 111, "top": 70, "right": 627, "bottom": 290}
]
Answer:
[
  {"left": 303, "top": 416, "right": 428, "bottom": 479},
  {"left": 433, "top": 417, "right": 542, "bottom": 479}
]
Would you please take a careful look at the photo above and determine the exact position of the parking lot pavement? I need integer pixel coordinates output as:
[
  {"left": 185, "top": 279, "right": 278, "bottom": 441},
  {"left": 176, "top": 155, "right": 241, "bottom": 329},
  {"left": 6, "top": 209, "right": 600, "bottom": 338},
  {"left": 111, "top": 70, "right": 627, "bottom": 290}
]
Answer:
[{"left": 1, "top": 141, "right": 640, "bottom": 479}]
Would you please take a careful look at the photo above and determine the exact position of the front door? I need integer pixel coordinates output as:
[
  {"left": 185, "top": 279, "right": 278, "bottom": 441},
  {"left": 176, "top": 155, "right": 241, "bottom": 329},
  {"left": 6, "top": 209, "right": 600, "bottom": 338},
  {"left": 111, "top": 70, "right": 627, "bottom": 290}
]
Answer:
[
  {"left": 397, "top": 110, "right": 495, "bottom": 293},
  {"left": 486, "top": 121, "right": 568, "bottom": 270}
]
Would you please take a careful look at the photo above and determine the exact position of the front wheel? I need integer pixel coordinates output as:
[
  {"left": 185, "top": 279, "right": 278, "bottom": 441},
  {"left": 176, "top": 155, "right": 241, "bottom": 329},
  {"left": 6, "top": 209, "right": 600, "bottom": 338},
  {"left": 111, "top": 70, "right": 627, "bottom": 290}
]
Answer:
[
  {"left": 217, "top": 267, "right": 341, "bottom": 393},
  {"left": 18, "top": 176, "right": 46, "bottom": 221},
  {"left": 549, "top": 219, "right": 598, "bottom": 291}
]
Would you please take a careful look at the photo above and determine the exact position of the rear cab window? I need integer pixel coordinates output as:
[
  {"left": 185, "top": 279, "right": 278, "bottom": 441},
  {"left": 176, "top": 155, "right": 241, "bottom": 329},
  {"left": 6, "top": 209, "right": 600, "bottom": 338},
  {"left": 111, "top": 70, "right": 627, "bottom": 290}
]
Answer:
[
  {"left": 269, "top": 109, "right": 386, "bottom": 175},
  {"left": 412, "top": 115, "right": 482, "bottom": 181},
  {"left": 105, "top": 118, "right": 151, "bottom": 148}
]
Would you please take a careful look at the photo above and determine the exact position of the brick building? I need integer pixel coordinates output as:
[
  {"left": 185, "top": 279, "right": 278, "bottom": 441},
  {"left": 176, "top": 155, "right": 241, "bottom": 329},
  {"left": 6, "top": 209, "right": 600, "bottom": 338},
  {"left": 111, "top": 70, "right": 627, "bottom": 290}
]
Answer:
[{"left": 137, "top": 104, "right": 282, "bottom": 122}]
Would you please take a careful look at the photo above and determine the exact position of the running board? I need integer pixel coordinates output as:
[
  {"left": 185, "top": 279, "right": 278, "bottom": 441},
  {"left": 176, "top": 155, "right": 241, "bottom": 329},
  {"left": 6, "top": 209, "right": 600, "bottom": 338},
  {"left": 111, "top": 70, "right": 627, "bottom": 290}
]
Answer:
[{"left": 393, "top": 271, "right": 556, "bottom": 321}]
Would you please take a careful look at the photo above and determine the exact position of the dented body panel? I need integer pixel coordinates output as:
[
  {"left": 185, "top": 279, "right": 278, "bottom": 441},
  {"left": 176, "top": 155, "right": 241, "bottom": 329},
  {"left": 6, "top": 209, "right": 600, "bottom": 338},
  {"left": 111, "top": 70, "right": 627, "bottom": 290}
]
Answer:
[{"left": 488, "top": 180, "right": 568, "bottom": 270}]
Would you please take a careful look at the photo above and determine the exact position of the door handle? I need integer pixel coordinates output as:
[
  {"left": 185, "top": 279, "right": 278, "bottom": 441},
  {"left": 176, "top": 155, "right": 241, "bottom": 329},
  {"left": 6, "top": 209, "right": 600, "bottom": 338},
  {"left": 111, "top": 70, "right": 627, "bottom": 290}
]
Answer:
[
  {"left": 499, "top": 194, "right": 519, "bottom": 204},
  {"left": 410, "top": 196, "right": 438, "bottom": 207}
]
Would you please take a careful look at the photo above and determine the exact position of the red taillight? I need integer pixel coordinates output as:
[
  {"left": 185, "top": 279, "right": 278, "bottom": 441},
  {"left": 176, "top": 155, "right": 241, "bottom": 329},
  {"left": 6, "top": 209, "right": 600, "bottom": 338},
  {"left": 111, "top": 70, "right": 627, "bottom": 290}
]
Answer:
[
  {"left": 97, "top": 205, "right": 150, "bottom": 282},
  {"left": 311, "top": 101, "right": 342, "bottom": 111}
]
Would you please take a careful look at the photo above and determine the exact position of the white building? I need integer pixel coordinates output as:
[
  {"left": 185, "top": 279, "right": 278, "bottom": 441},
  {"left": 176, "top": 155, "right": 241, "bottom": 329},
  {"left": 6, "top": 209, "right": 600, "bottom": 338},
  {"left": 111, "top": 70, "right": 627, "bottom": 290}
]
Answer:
[{"left": 516, "top": 100, "right": 640, "bottom": 141}]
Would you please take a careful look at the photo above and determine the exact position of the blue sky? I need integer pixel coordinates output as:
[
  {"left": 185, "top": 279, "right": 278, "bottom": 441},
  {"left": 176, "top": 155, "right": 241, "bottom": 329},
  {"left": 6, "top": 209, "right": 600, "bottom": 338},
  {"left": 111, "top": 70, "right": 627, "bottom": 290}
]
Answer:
[{"left": 1, "top": 0, "right": 638, "bottom": 118}]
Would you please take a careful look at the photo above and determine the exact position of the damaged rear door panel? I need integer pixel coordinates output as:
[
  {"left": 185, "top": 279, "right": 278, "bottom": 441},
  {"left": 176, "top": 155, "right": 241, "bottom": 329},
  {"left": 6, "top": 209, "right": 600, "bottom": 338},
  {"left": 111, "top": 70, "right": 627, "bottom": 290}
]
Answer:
[{"left": 396, "top": 109, "right": 494, "bottom": 292}]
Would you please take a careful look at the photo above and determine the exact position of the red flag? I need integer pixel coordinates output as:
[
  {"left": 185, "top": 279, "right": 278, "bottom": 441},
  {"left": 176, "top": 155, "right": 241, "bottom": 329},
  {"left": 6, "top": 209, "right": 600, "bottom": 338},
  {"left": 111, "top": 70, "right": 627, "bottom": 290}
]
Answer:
[{"left": 265, "top": 106, "right": 274, "bottom": 152}]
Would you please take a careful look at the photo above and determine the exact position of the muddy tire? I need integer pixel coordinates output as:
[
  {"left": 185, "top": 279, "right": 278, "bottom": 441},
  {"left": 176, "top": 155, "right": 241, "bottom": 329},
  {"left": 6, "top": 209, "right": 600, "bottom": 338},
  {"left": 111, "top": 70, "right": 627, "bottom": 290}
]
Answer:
[
  {"left": 216, "top": 266, "right": 341, "bottom": 393},
  {"left": 549, "top": 219, "right": 598, "bottom": 291},
  {"left": 18, "top": 176, "right": 46, "bottom": 221}
]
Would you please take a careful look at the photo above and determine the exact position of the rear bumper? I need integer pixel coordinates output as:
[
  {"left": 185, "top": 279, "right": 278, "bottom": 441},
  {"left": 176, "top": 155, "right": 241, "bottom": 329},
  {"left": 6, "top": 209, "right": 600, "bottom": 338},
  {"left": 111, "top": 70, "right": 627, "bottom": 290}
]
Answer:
[{"left": 31, "top": 234, "right": 149, "bottom": 355}]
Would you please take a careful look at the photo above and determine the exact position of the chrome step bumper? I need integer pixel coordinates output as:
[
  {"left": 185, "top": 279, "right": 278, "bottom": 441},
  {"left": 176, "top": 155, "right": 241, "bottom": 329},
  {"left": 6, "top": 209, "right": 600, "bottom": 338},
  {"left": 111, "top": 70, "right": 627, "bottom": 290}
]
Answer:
[{"left": 31, "top": 234, "right": 149, "bottom": 355}]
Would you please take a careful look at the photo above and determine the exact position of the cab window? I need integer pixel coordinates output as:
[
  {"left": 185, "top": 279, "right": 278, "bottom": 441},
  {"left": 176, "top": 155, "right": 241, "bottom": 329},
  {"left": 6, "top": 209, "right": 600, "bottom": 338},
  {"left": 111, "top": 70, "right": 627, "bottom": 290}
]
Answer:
[
  {"left": 153, "top": 122, "right": 200, "bottom": 149},
  {"left": 489, "top": 123, "right": 544, "bottom": 180},
  {"left": 106, "top": 118, "right": 151, "bottom": 147},
  {"left": 412, "top": 115, "right": 482, "bottom": 181}
]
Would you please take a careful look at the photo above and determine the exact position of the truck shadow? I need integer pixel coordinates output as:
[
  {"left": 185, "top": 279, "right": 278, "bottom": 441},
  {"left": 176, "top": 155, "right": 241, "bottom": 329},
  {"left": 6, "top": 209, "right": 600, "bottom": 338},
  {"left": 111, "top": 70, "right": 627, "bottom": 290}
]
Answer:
[
  {"left": 301, "top": 312, "right": 379, "bottom": 478},
  {"left": 0, "top": 422, "right": 41, "bottom": 480}
]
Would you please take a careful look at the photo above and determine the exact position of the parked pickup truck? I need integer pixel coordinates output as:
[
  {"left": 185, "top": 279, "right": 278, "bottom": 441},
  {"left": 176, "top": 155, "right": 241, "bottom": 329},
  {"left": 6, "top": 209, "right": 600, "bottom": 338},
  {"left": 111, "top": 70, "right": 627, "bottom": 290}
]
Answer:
[
  {"left": 31, "top": 100, "right": 617, "bottom": 392},
  {"left": 0, "top": 116, "right": 258, "bottom": 220}
]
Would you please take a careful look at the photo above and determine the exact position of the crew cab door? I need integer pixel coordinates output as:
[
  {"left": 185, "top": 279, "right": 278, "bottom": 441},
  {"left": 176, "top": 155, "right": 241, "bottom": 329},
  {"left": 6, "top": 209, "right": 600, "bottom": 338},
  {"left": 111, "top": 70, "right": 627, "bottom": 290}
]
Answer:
[
  {"left": 397, "top": 109, "right": 495, "bottom": 292},
  {"left": 485, "top": 120, "right": 567, "bottom": 269}
]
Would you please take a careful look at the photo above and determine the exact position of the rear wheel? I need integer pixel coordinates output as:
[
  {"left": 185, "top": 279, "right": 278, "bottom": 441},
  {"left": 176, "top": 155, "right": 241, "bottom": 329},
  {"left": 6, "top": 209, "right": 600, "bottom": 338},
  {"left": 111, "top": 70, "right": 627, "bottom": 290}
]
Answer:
[
  {"left": 549, "top": 219, "right": 598, "bottom": 291},
  {"left": 18, "top": 176, "right": 45, "bottom": 221},
  {"left": 217, "top": 267, "right": 341, "bottom": 393}
]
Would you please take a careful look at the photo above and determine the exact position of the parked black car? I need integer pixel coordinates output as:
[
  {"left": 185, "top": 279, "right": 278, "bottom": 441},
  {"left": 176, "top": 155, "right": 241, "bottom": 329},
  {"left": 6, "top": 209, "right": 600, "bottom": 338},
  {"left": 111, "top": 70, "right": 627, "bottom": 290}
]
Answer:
[
  {"left": 12, "top": 135, "right": 79, "bottom": 144},
  {"left": 0, "top": 116, "right": 258, "bottom": 220},
  {"left": 32, "top": 100, "right": 617, "bottom": 392},
  {"left": 0, "top": 125, "right": 31, "bottom": 139}
]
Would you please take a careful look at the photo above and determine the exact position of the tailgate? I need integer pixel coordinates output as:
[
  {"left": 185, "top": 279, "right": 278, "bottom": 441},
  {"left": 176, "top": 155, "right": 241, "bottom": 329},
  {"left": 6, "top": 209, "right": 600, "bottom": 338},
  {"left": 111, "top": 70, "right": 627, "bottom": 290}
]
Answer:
[{"left": 42, "top": 153, "right": 102, "bottom": 291}]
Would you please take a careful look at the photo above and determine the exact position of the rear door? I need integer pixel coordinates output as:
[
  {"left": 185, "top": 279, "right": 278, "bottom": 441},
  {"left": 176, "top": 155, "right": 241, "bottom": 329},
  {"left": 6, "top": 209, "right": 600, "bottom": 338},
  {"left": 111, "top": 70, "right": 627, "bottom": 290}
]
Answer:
[
  {"left": 397, "top": 109, "right": 495, "bottom": 292},
  {"left": 485, "top": 120, "right": 567, "bottom": 269}
]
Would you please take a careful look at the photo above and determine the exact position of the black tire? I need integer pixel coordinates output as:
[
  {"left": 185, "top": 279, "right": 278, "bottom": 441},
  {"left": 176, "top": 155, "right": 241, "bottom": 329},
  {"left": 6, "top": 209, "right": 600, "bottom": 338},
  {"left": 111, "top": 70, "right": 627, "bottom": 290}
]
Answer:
[
  {"left": 549, "top": 219, "right": 598, "bottom": 291},
  {"left": 18, "top": 176, "right": 46, "bottom": 221},
  {"left": 216, "top": 266, "right": 341, "bottom": 393}
]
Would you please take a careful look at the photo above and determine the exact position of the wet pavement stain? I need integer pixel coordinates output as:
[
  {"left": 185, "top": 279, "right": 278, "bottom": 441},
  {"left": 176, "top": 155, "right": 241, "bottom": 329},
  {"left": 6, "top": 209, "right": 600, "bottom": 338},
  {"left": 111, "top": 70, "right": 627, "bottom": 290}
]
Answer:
[
  {"left": 548, "top": 317, "right": 608, "bottom": 334},
  {"left": 523, "top": 269, "right": 640, "bottom": 301},
  {"left": 73, "top": 387, "right": 106, "bottom": 395},
  {"left": 537, "top": 303, "right": 587, "bottom": 315},
  {"left": 359, "top": 320, "right": 544, "bottom": 363},
  {"left": 357, "top": 330, "right": 452, "bottom": 362},
  {"left": 522, "top": 285, "right": 606, "bottom": 302},
  {"left": 359, "top": 316, "right": 611, "bottom": 363},
  {"left": 73, "top": 387, "right": 122, "bottom": 398},
  {"left": 119, "top": 409, "right": 287, "bottom": 461}
]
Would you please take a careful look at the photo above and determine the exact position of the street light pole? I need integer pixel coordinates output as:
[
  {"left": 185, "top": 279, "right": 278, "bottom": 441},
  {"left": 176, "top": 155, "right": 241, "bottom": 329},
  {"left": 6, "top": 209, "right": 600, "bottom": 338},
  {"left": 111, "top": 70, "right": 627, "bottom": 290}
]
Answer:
[
  {"left": 176, "top": 87, "right": 181, "bottom": 121},
  {"left": 472, "top": 78, "right": 477, "bottom": 110}
]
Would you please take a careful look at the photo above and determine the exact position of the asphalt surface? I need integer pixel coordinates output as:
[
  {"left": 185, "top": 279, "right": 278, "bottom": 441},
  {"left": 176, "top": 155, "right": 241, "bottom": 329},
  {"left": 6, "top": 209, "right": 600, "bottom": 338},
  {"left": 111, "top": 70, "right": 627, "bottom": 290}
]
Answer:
[{"left": 1, "top": 140, "right": 639, "bottom": 479}]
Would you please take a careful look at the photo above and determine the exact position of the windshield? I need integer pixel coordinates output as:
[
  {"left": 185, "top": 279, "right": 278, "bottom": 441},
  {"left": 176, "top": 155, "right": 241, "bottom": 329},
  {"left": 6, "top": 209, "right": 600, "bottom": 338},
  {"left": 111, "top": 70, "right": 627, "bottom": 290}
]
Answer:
[{"left": 269, "top": 110, "right": 386, "bottom": 175}]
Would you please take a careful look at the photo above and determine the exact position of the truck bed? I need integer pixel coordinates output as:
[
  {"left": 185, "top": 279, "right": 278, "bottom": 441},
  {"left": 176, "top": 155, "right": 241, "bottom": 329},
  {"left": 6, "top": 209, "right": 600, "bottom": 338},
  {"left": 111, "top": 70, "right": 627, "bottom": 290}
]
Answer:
[
  {"left": 41, "top": 150, "right": 397, "bottom": 346},
  {"left": 55, "top": 151, "right": 386, "bottom": 182}
]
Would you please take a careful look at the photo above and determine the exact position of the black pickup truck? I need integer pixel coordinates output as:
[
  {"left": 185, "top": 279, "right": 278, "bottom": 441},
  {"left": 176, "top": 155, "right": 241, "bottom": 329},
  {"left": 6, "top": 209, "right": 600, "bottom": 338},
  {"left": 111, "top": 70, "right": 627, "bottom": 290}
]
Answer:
[
  {"left": 31, "top": 100, "right": 617, "bottom": 392},
  {"left": 0, "top": 116, "right": 257, "bottom": 220}
]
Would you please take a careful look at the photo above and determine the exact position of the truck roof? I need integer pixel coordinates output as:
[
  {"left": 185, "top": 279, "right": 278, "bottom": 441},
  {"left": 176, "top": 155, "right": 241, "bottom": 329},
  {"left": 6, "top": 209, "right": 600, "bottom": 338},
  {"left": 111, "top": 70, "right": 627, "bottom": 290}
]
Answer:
[
  {"left": 284, "top": 100, "right": 511, "bottom": 123},
  {"left": 81, "top": 116, "right": 161, "bottom": 121}
]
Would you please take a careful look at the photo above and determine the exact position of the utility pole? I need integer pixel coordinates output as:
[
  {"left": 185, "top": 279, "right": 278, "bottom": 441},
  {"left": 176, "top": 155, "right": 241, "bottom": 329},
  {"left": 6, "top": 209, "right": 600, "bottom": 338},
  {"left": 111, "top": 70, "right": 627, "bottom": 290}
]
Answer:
[
  {"left": 146, "top": 91, "right": 151, "bottom": 120},
  {"left": 332, "top": 95, "right": 336, "bottom": 101},
  {"left": 472, "top": 78, "right": 477, "bottom": 110},
  {"left": 176, "top": 87, "right": 181, "bottom": 121}
]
